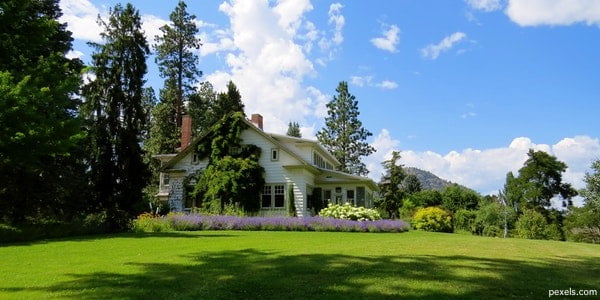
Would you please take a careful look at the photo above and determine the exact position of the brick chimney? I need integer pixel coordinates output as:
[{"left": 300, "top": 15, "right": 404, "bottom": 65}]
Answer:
[
  {"left": 250, "top": 113, "right": 263, "bottom": 130},
  {"left": 180, "top": 114, "right": 192, "bottom": 151}
]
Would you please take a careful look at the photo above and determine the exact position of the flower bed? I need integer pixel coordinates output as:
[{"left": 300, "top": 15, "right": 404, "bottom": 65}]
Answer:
[{"left": 132, "top": 213, "right": 409, "bottom": 233}]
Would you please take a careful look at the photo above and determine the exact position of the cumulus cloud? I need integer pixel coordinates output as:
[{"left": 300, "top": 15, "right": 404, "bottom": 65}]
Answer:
[
  {"left": 365, "top": 131, "right": 600, "bottom": 197},
  {"left": 328, "top": 3, "right": 345, "bottom": 45},
  {"left": 204, "top": 0, "right": 336, "bottom": 134},
  {"left": 371, "top": 24, "right": 400, "bottom": 53},
  {"left": 60, "top": 0, "right": 171, "bottom": 45},
  {"left": 421, "top": 32, "right": 467, "bottom": 60},
  {"left": 59, "top": 0, "right": 103, "bottom": 42},
  {"left": 65, "top": 50, "right": 85, "bottom": 60},
  {"left": 466, "top": 0, "right": 503, "bottom": 12},
  {"left": 505, "top": 0, "right": 600, "bottom": 26}
]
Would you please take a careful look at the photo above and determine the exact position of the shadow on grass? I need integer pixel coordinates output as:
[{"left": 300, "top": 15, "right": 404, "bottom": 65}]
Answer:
[
  {"left": 0, "top": 231, "right": 236, "bottom": 247},
  {"left": 9, "top": 247, "right": 600, "bottom": 299}
]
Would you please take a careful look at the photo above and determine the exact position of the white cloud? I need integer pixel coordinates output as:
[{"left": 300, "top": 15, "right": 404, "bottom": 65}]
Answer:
[
  {"left": 204, "top": 0, "right": 330, "bottom": 134},
  {"left": 365, "top": 132, "right": 600, "bottom": 197},
  {"left": 421, "top": 32, "right": 467, "bottom": 60},
  {"left": 376, "top": 80, "right": 398, "bottom": 90},
  {"left": 370, "top": 24, "right": 400, "bottom": 53},
  {"left": 350, "top": 75, "right": 373, "bottom": 87},
  {"left": 141, "top": 14, "right": 170, "bottom": 45},
  {"left": 466, "top": 0, "right": 503, "bottom": 12},
  {"left": 59, "top": 0, "right": 103, "bottom": 42},
  {"left": 60, "top": 0, "right": 171, "bottom": 45},
  {"left": 328, "top": 3, "right": 345, "bottom": 45},
  {"left": 506, "top": 0, "right": 600, "bottom": 26},
  {"left": 65, "top": 50, "right": 85, "bottom": 60},
  {"left": 350, "top": 76, "right": 397, "bottom": 90}
]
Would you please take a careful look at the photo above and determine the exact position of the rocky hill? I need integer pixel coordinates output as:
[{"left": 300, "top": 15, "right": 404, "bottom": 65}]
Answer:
[{"left": 404, "top": 167, "right": 454, "bottom": 191}]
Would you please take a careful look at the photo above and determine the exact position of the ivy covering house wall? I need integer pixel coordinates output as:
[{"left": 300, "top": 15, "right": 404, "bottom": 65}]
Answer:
[{"left": 189, "top": 112, "right": 265, "bottom": 214}]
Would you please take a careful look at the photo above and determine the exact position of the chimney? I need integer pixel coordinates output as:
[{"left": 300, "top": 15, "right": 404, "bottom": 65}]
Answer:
[
  {"left": 250, "top": 113, "right": 263, "bottom": 130},
  {"left": 180, "top": 114, "right": 192, "bottom": 151}
]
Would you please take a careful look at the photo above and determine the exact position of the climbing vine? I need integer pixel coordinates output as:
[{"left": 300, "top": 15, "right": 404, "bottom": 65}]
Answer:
[{"left": 190, "top": 112, "right": 265, "bottom": 214}]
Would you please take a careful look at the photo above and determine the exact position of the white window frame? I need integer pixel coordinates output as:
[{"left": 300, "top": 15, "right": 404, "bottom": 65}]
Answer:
[
  {"left": 261, "top": 183, "right": 286, "bottom": 209},
  {"left": 271, "top": 148, "right": 279, "bottom": 161}
]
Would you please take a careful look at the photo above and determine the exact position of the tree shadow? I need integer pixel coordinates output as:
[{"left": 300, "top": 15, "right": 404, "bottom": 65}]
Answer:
[
  {"left": 8, "top": 247, "right": 600, "bottom": 299},
  {"left": 0, "top": 231, "right": 236, "bottom": 248}
]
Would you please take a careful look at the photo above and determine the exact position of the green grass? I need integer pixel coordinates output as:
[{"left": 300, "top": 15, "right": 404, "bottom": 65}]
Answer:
[{"left": 1, "top": 231, "right": 598, "bottom": 299}]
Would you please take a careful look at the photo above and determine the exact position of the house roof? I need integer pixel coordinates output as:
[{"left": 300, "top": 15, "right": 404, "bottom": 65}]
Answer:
[{"left": 154, "top": 114, "right": 377, "bottom": 190}]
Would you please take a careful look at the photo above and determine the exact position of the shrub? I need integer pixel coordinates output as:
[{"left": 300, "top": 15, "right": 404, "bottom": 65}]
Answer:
[
  {"left": 318, "top": 203, "right": 381, "bottom": 221},
  {"left": 131, "top": 213, "right": 172, "bottom": 233},
  {"left": 453, "top": 209, "right": 476, "bottom": 233},
  {"left": 399, "top": 199, "right": 418, "bottom": 223},
  {"left": 564, "top": 206, "right": 600, "bottom": 244},
  {"left": 515, "top": 210, "right": 547, "bottom": 240},
  {"left": 412, "top": 207, "right": 452, "bottom": 233}
]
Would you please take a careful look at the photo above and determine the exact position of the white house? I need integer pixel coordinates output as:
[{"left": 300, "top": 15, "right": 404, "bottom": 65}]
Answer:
[{"left": 154, "top": 114, "right": 378, "bottom": 217}]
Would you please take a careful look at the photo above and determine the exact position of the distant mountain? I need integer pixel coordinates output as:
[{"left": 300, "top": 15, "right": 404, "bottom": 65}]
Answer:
[{"left": 404, "top": 167, "right": 454, "bottom": 191}]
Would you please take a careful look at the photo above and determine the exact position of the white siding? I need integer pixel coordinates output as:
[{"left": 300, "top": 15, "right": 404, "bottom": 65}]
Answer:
[
  {"left": 284, "top": 168, "right": 315, "bottom": 217},
  {"left": 240, "top": 129, "right": 301, "bottom": 183}
]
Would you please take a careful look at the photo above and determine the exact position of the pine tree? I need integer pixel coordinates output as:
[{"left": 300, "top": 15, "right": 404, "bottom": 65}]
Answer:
[
  {"left": 376, "top": 151, "right": 406, "bottom": 219},
  {"left": 83, "top": 3, "right": 150, "bottom": 230},
  {"left": 317, "top": 81, "right": 375, "bottom": 176},
  {"left": 287, "top": 122, "right": 302, "bottom": 138},
  {"left": 152, "top": 0, "right": 201, "bottom": 152},
  {"left": 214, "top": 81, "right": 245, "bottom": 119},
  {"left": 0, "top": 0, "right": 86, "bottom": 223}
]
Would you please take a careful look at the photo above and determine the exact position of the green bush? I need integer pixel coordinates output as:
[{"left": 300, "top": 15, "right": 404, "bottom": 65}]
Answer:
[
  {"left": 319, "top": 203, "right": 381, "bottom": 221},
  {"left": 399, "top": 199, "right": 418, "bottom": 223},
  {"left": 515, "top": 210, "right": 548, "bottom": 240},
  {"left": 453, "top": 209, "right": 476, "bottom": 233},
  {"left": 131, "top": 213, "right": 172, "bottom": 233},
  {"left": 564, "top": 206, "right": 600, "bottom": 244},
  {"left": 412, "top": 207, "right": 452, "bottom": 233}
]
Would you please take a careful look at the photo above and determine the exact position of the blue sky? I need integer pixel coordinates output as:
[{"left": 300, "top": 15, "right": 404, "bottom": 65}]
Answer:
[{"left": 60, "top": 0, "right": 600, "bottom": 197}]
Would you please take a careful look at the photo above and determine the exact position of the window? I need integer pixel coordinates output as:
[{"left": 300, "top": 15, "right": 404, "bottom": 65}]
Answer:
[
  {"left": 229, "top": 146, "right": 241, "bottom": 156},
  {"left": 271, "top": 148, "right": 279, "bottom": 161},
  {"left": 161, "top": 173, "right": 170, "bottom": 186},
  {"left": 347, "top": 189, "right": 355, "bottom": 205},
  {"left": 274, "top": 185, "right": 284, "bottom": 207},
  {"left": 261, "top": 184, "right": 285, "bottom": 208},
  {"left": 357, "top": 187, "right": 366, "bottom": 207},
  {"left": 324, "top": 190, "right": 332, "bottom": 203},
  {"left": 192, "top": 153, "right": 200, "bottom": 164}
]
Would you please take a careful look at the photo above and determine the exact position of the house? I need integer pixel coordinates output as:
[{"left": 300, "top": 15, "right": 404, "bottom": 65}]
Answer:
[{"left": 154, "top": 113, "right": 378, "bottom": 217}]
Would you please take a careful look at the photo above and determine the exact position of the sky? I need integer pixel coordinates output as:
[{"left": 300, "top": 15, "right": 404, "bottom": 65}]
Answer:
[{"left": 59, "top": 0, "right": 600, "bottom": 198}]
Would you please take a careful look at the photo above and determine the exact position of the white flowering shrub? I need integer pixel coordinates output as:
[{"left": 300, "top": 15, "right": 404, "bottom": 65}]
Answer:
[{"left": 319, "top": 203, "right": 382, "bottom": 221}]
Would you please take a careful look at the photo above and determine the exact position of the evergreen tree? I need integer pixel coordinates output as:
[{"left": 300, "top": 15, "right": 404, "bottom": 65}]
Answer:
[
  {"left": 0, "top": 0, "right": 86, "bottom": 223},
  {"left": 214, "top": 81, "right": 245, "bottom": 118},
  {"left": 403, "top": 174, "right": 422, "bottom": 195},
  {"left": 189, "top": 81, "right": 218, "bottom": 135},
  {"left": 376, "top": 151, "right": 405, "bottom": 219},
  {"left": 287, "top": 122, "right": 302, "bottom": 138},
  {"left": 83, "top": 3, "right": 150, "bottom": 230},
  {"left": 152, "top": 0, "right": 201, "bottom": 152},
  {"left": 317, "top": 81, "right": 375, "bottom": 176}
]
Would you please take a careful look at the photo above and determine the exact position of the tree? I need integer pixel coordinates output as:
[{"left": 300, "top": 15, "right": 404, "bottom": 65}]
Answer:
[
  {"left": 317, "top": 81, "right": 375, "bottom": 176},
  {"left": 151, "top": 0, "right": 201, "bottom": 153},
  {"left": 188, "top": 81, "right": 218, "bottom": 136},
  {"left": 376, "top": 151, "right": 405, "bottom": 219},
  {"left": 0, "top": 0, "right": 86, "bottom": 223},
  {"left": 403, "top": 174, "right": 422, "bottom": 195},
  {"left": 512, "top": 149, "right": 577, "bottom": 212},
  {"left": 287, "top": 122, "right": 302, "bottom": 138},
  {"left": 441, "top": 184, "right": 481, "bottom": 213},
  {"left": 564, "top": 159, "right": 600, "bottom": 243},
  {"left": 213, "top": 81, "right": 245, "bottom": 119},
  {"left": 83, "top": 3, "right": 150, "bottom": 230}
]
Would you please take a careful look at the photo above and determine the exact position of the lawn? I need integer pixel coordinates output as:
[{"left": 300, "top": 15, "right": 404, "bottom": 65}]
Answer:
[{"left": 0, "top": 231, "right": 598, "bottom": 299}]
